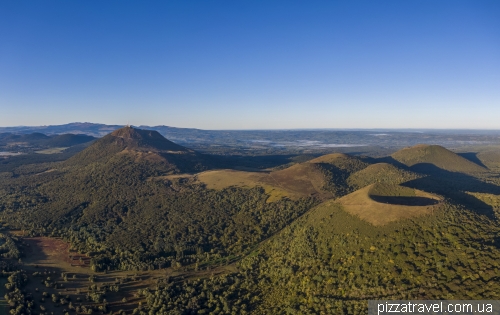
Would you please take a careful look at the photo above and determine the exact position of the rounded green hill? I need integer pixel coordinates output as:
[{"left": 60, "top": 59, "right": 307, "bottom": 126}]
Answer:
[{"left": 391, "top": 144, "right": 487, "bottom": 173}]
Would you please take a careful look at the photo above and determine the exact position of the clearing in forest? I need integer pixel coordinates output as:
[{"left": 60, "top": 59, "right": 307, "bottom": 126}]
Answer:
[{"left": 16, "top": 236, "right": 237, "bottom": 314}]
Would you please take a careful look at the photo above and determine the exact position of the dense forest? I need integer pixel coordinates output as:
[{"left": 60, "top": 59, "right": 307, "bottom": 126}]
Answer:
[{"left": 0, "top": 127, "right": 499, "bottom": 314}]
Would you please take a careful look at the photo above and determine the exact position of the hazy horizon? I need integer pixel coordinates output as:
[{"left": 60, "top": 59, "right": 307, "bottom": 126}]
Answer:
[
  {"left": 1, "top": 1, "right": 499, "bottom": 129},
  {"left": 3, "top": 121, "right": 500, "bottom": 134}
]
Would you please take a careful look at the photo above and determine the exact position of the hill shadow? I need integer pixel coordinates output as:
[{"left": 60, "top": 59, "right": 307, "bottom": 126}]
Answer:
[
  {"left": 368, "top": 156, "right": 414, "bottom": 170},
  {"left": 400, "top": 163, "right": 500, "bottom": 219},
  {"left": 457, "top": 152, "right": 488, "bottom": 169},
  {"left": 369, "top": 195, "right": 440, "bottom": 206},
  {"left": 495, "top": 236, "right": 500, "bottom": 250},
  {"left": 205, "top": 154, "right": 298, "bottom": 171}
]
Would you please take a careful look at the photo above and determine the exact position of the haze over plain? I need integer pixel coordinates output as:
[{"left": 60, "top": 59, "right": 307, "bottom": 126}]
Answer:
[{"left": 1, "top": 1, "right": 499, "bottom": 129}]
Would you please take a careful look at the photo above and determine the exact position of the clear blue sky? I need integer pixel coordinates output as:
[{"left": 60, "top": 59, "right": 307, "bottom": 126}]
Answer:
[{"left": 1, "top": 1, "right": 499, "bottom": 129}]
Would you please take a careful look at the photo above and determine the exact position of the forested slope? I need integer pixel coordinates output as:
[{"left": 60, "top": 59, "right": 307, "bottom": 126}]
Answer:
[{"left": 1, "top": 127, "right": 500, "bottom": 314}]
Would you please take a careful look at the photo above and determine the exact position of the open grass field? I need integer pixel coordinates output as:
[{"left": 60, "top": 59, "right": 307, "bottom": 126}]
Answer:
[
  {"left": 151, "top": 153, "right": 370, "bottom": 202},
  {"left": 197, "top": 163, "right": 337, "bottom": 201},
  {"left": 197, "top": 169, "right": 296, "bottom": 202},
  {"left": 34, "top": 147, "right": 68, "bottom": 154},
  {"left": 197, "top": 170, "right": 262, "bottom": 190},
  {"left": 157, "top": 165, "right": 333, "bottom": 202},
  {"left": 338, "top": 183, "right": 443, "bottom": 226}
]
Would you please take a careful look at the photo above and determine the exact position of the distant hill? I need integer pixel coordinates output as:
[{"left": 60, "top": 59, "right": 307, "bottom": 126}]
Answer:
[
  {"left": 391, "top": 144, "right": 487, "bottom": 173},
  {"left": 0, "top": 123, "right": 124, "bottom": 137},
  {"left": 43, "top": 134, "right": 95, "bottom": 147},
  {"left": 2, "top": 127, "right": 211, "bottom": 228},
  {"left": 0, "top": 132, "right": 50, "bottom": 142},
  {"left": 347, "top": 162, "right": 421, "bottom": 189},
  {"left": 269, "top": 153, "right": 368, "bottom": 197},
  {"left": 109, "top": 127, "right": 192, "bottom": 152},
  {"left": 0, "top": 132, "right": 95, "bottom": 147},
  {"left": 65, "top": 126, "right": 205, "bottom": 174},
  {"left": 0, "top": 122, "right": 200, "bottom": 137},
  {"left": 191, "top": 152, "right": 369, "bottom": 201},
  {"left": 0, "top": 132, "right": 96, "bottom": 159}
]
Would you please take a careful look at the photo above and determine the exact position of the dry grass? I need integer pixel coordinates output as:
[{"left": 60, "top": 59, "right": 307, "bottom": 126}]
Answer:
[
  {"left": 195, "top": 162, "right": 336, "bottom": 201},
  {"left": 149, "top": 153, "right": 371, "bottom": 202},
  {"left": 197, "top": 169, "right": 307, "bottom": 202},
  {"left": 154, "top": 165, "right": 333, "bottom": 202},
  {"left": 338, "top": 184, "right": 442, "bottom": 226},
  {"left": 197, "top": 170, "right": 262, "bottom": 189},
  {"left": 263, "top": 163, "right": 331, "bottom": 198}
]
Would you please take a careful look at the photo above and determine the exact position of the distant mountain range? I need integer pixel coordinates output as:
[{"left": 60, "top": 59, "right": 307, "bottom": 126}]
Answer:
[
  {"left": 0, "top": 122, "right": 198, "bottom": 137},
  {"left": 2, "top": 122, "right": 500, "bottom": 136},
  {"left": 0, "top": 132, "right": 95, "bottom": 148},
  {"left": 65, "top": 126, "right": 207, "bottom": 173},
  {"left": 2, "top": 123, "right": 500, "bottom": 155}
]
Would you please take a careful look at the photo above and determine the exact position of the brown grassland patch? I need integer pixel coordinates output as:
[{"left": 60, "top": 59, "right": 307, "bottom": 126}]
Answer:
[
  {"left": 338, "top": 184, "right": 443, "bottom": 226},
  {"left": 198, "top": 163, "right": 337, "bottom": 201},
  {"left": 156, "top": 166, "right": 332, "bottom": 202},
  {"left": 198, "top": 169, "right": 303, "bottom": 202},
  {"left": 263, "top": 163, "right": 331, "bottom": 198}
]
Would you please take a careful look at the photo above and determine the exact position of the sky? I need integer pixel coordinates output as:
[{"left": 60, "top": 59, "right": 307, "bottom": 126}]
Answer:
[{"left": 1, "top": 1, "right": 499, "bottom": 130}]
